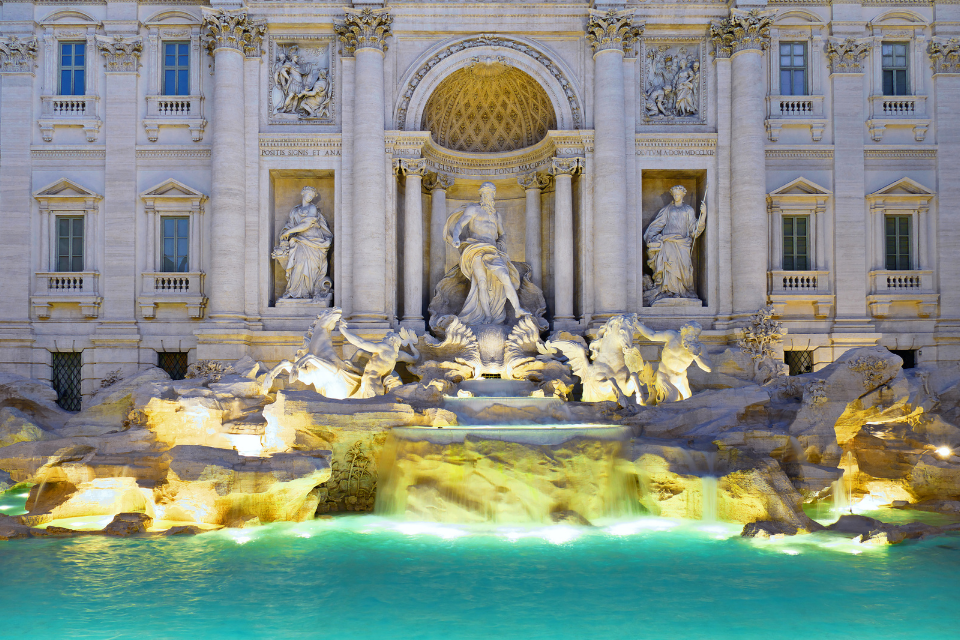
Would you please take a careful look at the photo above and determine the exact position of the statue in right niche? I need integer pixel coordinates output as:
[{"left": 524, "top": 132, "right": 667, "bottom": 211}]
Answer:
[{"left": 643, "top": 185, "right": 706, "bottom": 305}]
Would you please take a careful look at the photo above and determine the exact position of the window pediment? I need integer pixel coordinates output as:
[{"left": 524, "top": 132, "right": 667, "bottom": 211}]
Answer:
[
  {"left": 140, "top": 179, "right": 206, "bottom": 212},
  {"left": 34, "top": 178, "right": 101, "bottom": 209},
  {"left": 867, "top": 177, "right": 934, "bottom": 207},
  {"left": 768, "top": 177, "right": 831, "bottom": 210}
]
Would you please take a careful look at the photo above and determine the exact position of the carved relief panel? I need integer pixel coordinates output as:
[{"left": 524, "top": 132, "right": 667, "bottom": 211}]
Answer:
[
  {"left": 268, "top": 36, "right": 336, "bottom": 124},
  {"left": 639, "top": 39, "right": 707, "bottom": 125}
]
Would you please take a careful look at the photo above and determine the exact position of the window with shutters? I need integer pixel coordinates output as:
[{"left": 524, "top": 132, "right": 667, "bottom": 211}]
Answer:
[
  {"left": 885, "top": 215, "right": 911, "bottom": 271},
  {"left": 782, "top": 215, "right": 810, "bottom": 271},
  {"left": 56, "top": 215, "right": 84, "bottom": 272}
]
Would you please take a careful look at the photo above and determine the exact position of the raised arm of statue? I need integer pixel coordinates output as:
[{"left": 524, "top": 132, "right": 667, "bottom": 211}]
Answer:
[
  {"left": 338, "top": 320, "right": 378, "bottom": 355},
  {"left": 694, "top": 351, "right": 713, "bottom": 373},
  {"left": 634, "top": 321, "right": 672, "bottom": 344},
  {"left": 693, "top": 198, "right": 707, "bottom": 240}
]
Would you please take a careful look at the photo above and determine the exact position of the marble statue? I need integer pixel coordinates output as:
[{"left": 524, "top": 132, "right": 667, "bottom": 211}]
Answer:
[
  {"left": 545, "top": 314, "right": 642, "bottom": 405},
  {"left": 272, "top": 186, "right": 333, "bottom": 302},
  {"left": 271, "top": 46, "right": 331, "bottom": 119},
  {"left": 633, "top": 320, "right": 712, "bottom": 403},
  {"left": 338, "top": 320, "right": 419, "bottom": 398},
  {"left": 643, "top": 185, "right": 706, "bottom": 304},
  {"left": 443, "top": 182, "right": 530, "bottom": 325}
]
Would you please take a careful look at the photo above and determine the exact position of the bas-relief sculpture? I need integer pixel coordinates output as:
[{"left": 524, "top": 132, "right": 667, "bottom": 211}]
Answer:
[
  {"left": 270, "top": 44, "right": 332, "bottom": 120},
  {"left": 272, "top": 186, "right": 333, "bottom": 304},
  {"left": 643, "top": 185, "right": 706, "bottom": 306},
  {"left": 643, "top": 45, "right": 701, "bottom": 120}
]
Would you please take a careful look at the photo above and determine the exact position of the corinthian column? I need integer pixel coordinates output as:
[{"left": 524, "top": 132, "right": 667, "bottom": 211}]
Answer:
[
  {"left": 587, "top": 9, "right": 642, "bottom": 318},
  {"left": 826, "top": 38, "right": 871, "bottom": 328},
  {"left": 930, "top": 39, "right": 960, "bottom": 349},
  {"left": 711, "top": 9, "right": 773, "bottom": 317},
  {"left": 423, "top": 173, "right": 454, "bottom": 301},
  {"left": 202, "top": 9, "right": 264, "bottom": 323},
  {"left": 518, "top": 172, "right": 550, "bottom": 287},
  {"left": 551, "top": 157, "right": 583, "bottom": 328},
  {"left": 396, "top": 158, "right": 427, "bottom": 331},
  {"left": 336, "top": 8, "right": 392, "bottom": 327}
]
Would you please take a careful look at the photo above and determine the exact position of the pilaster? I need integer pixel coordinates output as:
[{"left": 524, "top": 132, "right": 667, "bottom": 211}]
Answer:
[
  {"left": 396, "top": 158, "right": 427, "bottom": 331},
  {"left": 424, "top": 173, "right": 454, "bottom": 301},
  {"left": 827, "top": 38, "right": 872, "bottom": 330},
  {"left": 551, "top": 157, "right": 583, "bottom": 328}
]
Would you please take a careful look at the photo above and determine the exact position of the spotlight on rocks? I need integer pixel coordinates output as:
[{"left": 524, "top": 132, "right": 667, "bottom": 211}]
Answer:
[{"left": 936, "top": 446, "right": 952, "bottom": 458}]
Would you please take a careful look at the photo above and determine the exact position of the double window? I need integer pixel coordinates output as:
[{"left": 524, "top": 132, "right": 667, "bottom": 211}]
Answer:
[
  {"left": 779, "top": 42, "right": 807, "bottom": 96},
  {"left": 885, "top": 215, "right": 912, "bottom": 271},
  {"left": 882, "top": 43, "right": 909, "bottom": 96},
  {"left": 58, "top": 42, "right": 86, "bottom": 96},
  {"left": 782, "top": 215, "right": 810, "bottom": 271},
  {"left": 161, "top": 216, "right": 190, "bottom": 272},
  {"left": 162, "top": 42, "right": 190, "bottom": 96},
  {"left": 56, "top": 216, "right": 84, "bottom": 272}
]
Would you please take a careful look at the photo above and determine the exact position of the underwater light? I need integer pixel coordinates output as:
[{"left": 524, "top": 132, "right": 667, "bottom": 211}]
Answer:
[
  {"left": 936, "top": 446, "right": 952, "bottom": 458},
  {"left": 782, "top": 549, "right": 800, "bottom": 556},
  {"left": 0, "top": 505, "right": 13, "bottom": 510}
]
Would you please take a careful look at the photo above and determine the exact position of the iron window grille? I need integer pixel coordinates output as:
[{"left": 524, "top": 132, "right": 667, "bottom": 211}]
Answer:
[
  {"left": 785, "top": 350, "right": 813, "bottom": 377},
  {"left": 52, "top": 352, "right": 82, "bottom": 411},
  {"left": 158, "top": 351, "right": 189, "bottom": 380}
]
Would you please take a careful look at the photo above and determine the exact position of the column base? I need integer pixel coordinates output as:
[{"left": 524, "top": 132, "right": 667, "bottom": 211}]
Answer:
[
  {"left": 399, "top": 318, "right": 425, "bottom": 334},
  {"left": 346, "top": 313, "right": 394, "bottom": 330},
  {"left": 551, "top": 317, "right": 581, "bottom": 334}
]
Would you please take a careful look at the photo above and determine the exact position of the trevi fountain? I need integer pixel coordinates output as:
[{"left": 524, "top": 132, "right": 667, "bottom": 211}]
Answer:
[{"left": 1, "top": 2, "right": 960, "bottom": 638}]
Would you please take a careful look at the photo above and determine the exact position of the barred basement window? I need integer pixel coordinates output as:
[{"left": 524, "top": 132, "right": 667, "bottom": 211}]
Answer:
[
  {"left": 888, "top": 349, "right": 916, "bottom": 369},
  {"left": 158, "top": 351, "right": 189, "bottom": 380},
  {"left": 784, "top": 350, "right": 813, "bottom": 376},
  {"left": 52, "top": 352, "right": 82, "bottom": 411}
]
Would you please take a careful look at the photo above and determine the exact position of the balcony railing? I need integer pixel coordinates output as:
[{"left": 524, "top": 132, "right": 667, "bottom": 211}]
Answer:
[
  {"left": 143, "top": 95, "right": 206, "bottom": 142},
  {"left": 867, "top": 270, "right": 937, "bottom": 317},
  {"left": 869, "top": 95, "right": 926, "bottom": 119},
  {"left": 36, "top": 271, "right": 99, "bottom": 294},
  {"left": 766, "top": 95, "right": 825, "bottom": 119},
  {"left": 139, "top": 272, "right": 206, "bottom": 318},
  {"left": 40, "top": 95, "right": 99, "bottom": 118},
  {"left": 870, "top": 269, "right": 934, "bottom": 293},
  {"left": 768, "top": 270, "right": 831, "bottom": 295}
]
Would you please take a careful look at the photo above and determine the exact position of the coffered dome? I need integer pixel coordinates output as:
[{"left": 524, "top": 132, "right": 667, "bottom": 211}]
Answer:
[{"left": 422, "top": 61, "right": 557, "bottom": 154}]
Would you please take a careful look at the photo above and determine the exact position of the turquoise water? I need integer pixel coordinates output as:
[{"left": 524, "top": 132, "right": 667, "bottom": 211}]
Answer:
[{"left": 2, "top": 514, "right": 959, "bottom": 640}]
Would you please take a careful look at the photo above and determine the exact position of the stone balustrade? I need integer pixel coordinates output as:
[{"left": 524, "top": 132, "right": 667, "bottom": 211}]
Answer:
[
  {"left": 867, "top": 269, "right": 937, "bottom": 318},
  {"left": 768, "top": 270, "right": 830, "bottom": 294},
  {"left": 38, "top": 95, "right": 101, "bottom": 142},
  {"left": 143, "top": 95, "right": 206, "bottom": 142},
  {"left": 32, "top": 272, "right": 101, "bottom": 318},
  {"left": 766, "top": 95, "right": 824, "bottom": 119},
  {"left": 139, "top": 271, "right": 206, "bottom": 318}
]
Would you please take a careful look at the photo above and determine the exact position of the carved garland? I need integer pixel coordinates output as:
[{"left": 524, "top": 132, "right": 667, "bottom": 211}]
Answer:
[
  {"left": 826, "top": 38, "right": 871, "bottom": 74},
  {"left": 397, "top": 35, "right": 583, "bottom": 131},
  {"left": 930, "top": 38, "right": 960, "bottom": 75},
  {"left": 710, "top": 9, "right": 773, "bottom": 58},
  {"left": 0, "top": 36, "right": 38, "bottom": 73},
  {"left": 96, "top": 36, "right": 142, "bottom": 72}
]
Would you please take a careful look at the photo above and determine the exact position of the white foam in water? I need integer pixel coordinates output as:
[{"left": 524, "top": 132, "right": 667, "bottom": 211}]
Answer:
[{"left": 702, "top": 476, "right": 718, "bottom": 522}]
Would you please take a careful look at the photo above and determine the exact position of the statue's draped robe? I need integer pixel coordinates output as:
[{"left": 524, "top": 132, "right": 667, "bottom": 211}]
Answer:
[
  {"left": 281, "top": 207, "right": 332, "bottom": 299},
  {"left": 644, "top": 202, "right": 702, "bottom": 299}
]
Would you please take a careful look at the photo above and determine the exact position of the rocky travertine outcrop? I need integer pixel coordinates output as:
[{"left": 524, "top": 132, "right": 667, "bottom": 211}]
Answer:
[{"left": 0, "top": 373, "right": 70, "bottom": 430}]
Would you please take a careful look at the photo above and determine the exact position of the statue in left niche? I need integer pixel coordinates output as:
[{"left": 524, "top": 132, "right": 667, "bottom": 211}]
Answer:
[
  {"left": 271, "top": 45, "right": 331, "bottom": 119},
  {"left": 272, "top": 186, "right": 333, "bottom": 304}
]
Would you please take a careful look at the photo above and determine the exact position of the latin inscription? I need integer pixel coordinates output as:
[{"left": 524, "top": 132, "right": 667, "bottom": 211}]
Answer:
[{"left": 260, "top": 149, "right": 341, "bottom": 156}]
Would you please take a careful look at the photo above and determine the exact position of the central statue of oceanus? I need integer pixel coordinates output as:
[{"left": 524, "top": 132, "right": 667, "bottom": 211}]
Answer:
[{"left": 428, "top": 182, "right": 547, "bottom": 330}]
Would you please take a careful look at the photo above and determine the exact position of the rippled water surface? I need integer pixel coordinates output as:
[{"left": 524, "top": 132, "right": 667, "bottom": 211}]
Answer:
[{"left": 2, "top": 515, "right": 959, "bottom": 640}]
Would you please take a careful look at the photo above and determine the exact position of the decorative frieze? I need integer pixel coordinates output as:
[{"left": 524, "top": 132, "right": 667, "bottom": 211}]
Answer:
[
  {"left": 201, "top": 9, "right": 266, "bottom": 57},
  {"left": 826, "top": 38, "right": 871, "bottom": 74},
  {"left": 96, "top": 36, "right": 142, "bottom": 73},
  {"left": 640, "top": 39, "right": 706, "bottom": 125},
  {"left": 586, "top": 9, "right": 643, "bottom": 55},
  {"left": 930, "top": 38, "right": 960, "bottom": 75},
  {"left": 268, "top": 37, "right": 335, "bottom": 124},
  {"left": 0, "top": 36, "right": 38, "bottom": 73},
  {"left": 710, "top": 9, "right": 773, "bottom": 58},
  {"left": 335, "top": 8, "right": 393, "bottom": 56}
]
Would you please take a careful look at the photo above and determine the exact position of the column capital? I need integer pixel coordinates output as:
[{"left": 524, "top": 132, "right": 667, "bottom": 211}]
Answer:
[
  {"left": 826, "top": 38, "right": 871, "bottom": 74},
  {"left": 335, "top": 8, "right": 393, "bottom": 56},
  {"left": 518, "top": 172, "right": 551, "bottom": 190},
  {"left": 550, "top": 157, "right": 584, "bottom": 176},
  {"left": 423, "top": 172, "right": 454, "bottom": 191},
  {"left": 930, "top": 38, "right": 960, "bottom": 75},
  {"left": 710, "top": 9, "right": 773, "bottom": 58},
  {"left": 202, "top": 9, "right": 266, "bottom": 57},
  {"left": 0, "top": 36, "right": 38, "bottom": 74},
  {"left": 96, "top": 36, "right": 142, "bottom": 73},
  {"left": 394, "top": 157, "right": 428, "bottom": 177},
  {"left": 586, "top": 9, "right": 643, "bottom": 55}
]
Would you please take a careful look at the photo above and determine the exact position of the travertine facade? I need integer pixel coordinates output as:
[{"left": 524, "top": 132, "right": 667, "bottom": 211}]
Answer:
[{"left": 1, "top": 0, "right": 958, "bottom": 401}]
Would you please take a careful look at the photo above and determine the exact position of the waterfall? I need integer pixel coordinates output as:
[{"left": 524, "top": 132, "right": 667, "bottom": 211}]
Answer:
[
  {"left": 701, "top": 476, "right": 718, "bottom": 522},
  {"left": 832, "top": 452, "right": 855, "bottom": 514}
]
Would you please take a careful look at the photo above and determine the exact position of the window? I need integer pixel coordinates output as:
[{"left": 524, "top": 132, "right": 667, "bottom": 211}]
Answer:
[
  {"left": 779, "top": 42, "right": 807, "bottom": 96},
  {"left": 161, "top": 217, "right": 189, "bottom": 272},
  {"left": 58, "top": 42, "right": 86, "bottom": 96},
  {"left": 782, "top": 215, "right": 809, "bottom": 271},
  {"left": 158, "top": 352, "right": 189, "bottom": 380},
  {"left": 52, "top": 352, "right": 82, "bottom": 411},
  {"left": 882, "top": 43, "right": 909, "bottom": 96},
  {"left": 885, "top": 215, "right": 911, "bottom": 271},
  {"left": 784, "top": 350, "right": 813, "bottom": 376},
  {"left": 56, "top": 216, "right": 84, "bottom": 272},
  {"left": 162, "top": 42, "right": 190, "bottom": 96},
  {"left": 888, "top": 349, "right": 916, "bottom": 369}
]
